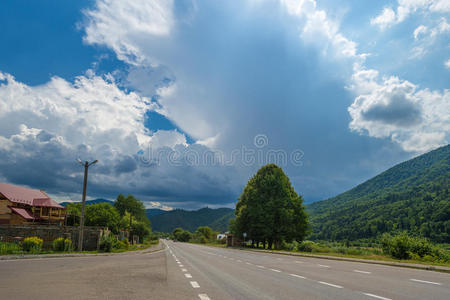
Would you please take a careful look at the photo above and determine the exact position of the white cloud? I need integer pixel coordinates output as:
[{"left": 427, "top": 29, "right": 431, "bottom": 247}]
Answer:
[
  {"left": 349, "top": 67, "right": 449, "bottom": 153},
  {"left": 445, "top": 58, "right": 450, "bottom": 68},
  {"left": 83, "top": 0, "right": 174, "bottom": 65},
  {"left": 0, "top": 71, "right": 152, "bottom": 151},
  {"left": 79, "top": 0, "right": 449, "bottom": 202},
  {"left": 371, "top": 0, "right": 450, "bottom": 29},
  {"left": 409, "top": 18, "right": 449, "bottom": 59},
  {"left": 0, "top": 70, "right": 205, "bottom": 204},
  {"left": 282, "top": 0, "right": 358, "bottom": 58},
  {"left": 413, "top": 25, "right": 427, "bottom": 39},
  {"left": 371, "top": 7, "right": 396, "bottom": 30}
]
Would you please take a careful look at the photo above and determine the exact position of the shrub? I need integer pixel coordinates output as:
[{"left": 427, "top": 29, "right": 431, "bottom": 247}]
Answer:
[
  {"left": 22, "top": 237, "right": 43, "bottom": 253},
  {"left": 53, "top": 238, "right": 65, "bottom": 251},
  {"left": 64, "top": 239, "right": 72, "bottom": 251},
  {"left": 0, "top": 242, "right": 21, "bottom": 255},
  {"left": 381, "top": 232, "right": 411, "bottom": 259},
  {"left": 100, "top": 234, "right": 118, "bottom": 252},
  {"left": 281, "top": 240, "right": 298, "bottom": 251},
  {"left": 297, "top": 241, "right": 330, "bottom": 253},
  {"left": 53, "top": 238, "right": 73, "bottom": 252},
  {"left": 381, "top": 232, "right": 448, "bottom": 261}
]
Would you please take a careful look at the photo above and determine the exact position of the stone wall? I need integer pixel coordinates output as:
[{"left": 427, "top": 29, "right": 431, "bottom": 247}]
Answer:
[{"left": 0, "top": 224, "right": 104, "bottom": 250}]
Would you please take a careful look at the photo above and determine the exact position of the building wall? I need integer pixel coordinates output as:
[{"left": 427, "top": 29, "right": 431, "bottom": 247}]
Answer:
[
  {"left": 0, "top": 199, "right": 12, "bottom": 224},
  {"left": 0, "top": 225, "right": 104, "bottom": 250}
]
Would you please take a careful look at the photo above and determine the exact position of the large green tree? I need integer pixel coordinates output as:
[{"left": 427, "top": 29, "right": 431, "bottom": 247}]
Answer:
[
  {"left": 114, "top": 194, "right": 147, "bottom": 222},
  {"left": 234, "top": 164, "right": 308, "bottom": 249}
]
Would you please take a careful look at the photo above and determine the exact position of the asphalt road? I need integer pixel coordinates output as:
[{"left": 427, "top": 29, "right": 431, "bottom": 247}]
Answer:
[
  {"left": 164, "top": 241, "right": 450, "bottom": 300},
  {"left": 0, "top": 241, "right": 449, "bottom": 300}
]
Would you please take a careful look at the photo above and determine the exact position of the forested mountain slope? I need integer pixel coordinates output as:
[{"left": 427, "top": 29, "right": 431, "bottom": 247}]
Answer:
[
  {"left": 306, "top": 145, "right": 449, "bottom": 243},
  {"left": 149, "top": 207, "right": 234, "bottom": 233}
]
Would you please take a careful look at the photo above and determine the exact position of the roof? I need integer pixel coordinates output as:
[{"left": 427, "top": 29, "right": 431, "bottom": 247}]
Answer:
[
  {"left": 0, "top": 182, "right": 64, "bottom": 209},
  {"left": 10, "top": 207, "right": 35, "bottom": 220}
]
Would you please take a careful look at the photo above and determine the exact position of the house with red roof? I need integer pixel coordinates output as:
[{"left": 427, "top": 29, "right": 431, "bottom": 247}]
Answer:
[{"left": 0, "top": 183, "right": 66, "bottom": 225}]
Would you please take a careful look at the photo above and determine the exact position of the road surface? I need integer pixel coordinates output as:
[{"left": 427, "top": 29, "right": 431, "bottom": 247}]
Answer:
[{"left": 0, "top": 240, "right": 449, "bottom": 299}]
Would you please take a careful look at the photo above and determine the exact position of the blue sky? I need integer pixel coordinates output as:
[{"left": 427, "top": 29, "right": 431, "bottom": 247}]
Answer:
[{"left": 0, "top": 0, "right": 448, "bottom": 209}]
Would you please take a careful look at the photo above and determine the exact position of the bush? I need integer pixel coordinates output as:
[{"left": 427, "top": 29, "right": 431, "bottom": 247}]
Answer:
[
  {"left": 281, "top": 240, "right": 298, "bottom": 251},
  {"left": 297, "top": 241, "right": 330, "bottom": 253},
  {"left": 53, "top": 238, "right": 65, "bottom": 251},
  {"left": 22, "top": 237, "right": 43, "bottom": 253},
  {"left": 100, "top": 234, "right": 118, "bottom": 252},
  {"left": 0, "top": 242, "right": 21, "bottom": 255},
  {"left": 381, "top": 232, "right": 448, "bottom": 262},
  {"left": 53, "top": 238, "right": 73, "bottom": 252}
]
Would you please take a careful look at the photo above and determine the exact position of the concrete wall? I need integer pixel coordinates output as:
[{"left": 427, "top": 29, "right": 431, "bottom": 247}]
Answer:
[{"left": 0, "top": 224, "right": 104, "bottom": 251}]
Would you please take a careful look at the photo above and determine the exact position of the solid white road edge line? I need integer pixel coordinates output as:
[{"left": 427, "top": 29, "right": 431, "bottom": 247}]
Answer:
[
  {"left": 410, "top": 279, "right": 441, "bottom": 285},
  {"left": 354, "top": 270, "right": 371, "bottom": 274},
  {"left": 190, "top": 281, "right": 200, "bottom": 288},
  {"left": 318, "top": 281, "right": 343, "bottom": 288},
  {"left": 270, "top": 268, "right": 281, "bottom": 273},
  {"left": 362, "top": 293, "right": 392, "bottom": 300}
]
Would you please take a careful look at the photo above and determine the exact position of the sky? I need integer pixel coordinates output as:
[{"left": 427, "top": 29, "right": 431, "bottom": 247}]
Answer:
[{"left": 0, "top": 0, "right": 448, "bottom": 210}]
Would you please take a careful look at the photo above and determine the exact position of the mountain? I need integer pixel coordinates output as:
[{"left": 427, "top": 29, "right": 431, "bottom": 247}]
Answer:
[
  {"left": 149, "top": 207, "right": 235, "bottom": 233},
  {"left": 146, "top": 208, "right": 166, "bottom": 218},
  {"left": 306, "top": 144, "right": 450, "bottom": 243},
  {"left": 60, "top": 198, "right": 113, "bottom": 206}
]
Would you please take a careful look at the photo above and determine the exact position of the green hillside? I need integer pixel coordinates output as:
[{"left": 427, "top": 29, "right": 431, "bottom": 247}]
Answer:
[
  {"left": 149, "top": 207, "right": 234, "bottom": 233},
  {"left": 307, "top": 144, "right": 450, "bottom": 243}
]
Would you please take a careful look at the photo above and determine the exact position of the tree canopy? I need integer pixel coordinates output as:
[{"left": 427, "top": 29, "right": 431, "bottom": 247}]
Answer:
[
  {"left": 114, "top": 194, "right": 147, "bottom": 222},
  {"left": 234, "top": 164, "right": 308, "bottom": 249}
]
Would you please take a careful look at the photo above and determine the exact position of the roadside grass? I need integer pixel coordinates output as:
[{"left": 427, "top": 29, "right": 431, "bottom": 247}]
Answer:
[
  {"left": 0, "top": 239, "right": 159, "bottom": 256},
  {"left": 199, "top": 242, "right": 450, "bottom": 268}
]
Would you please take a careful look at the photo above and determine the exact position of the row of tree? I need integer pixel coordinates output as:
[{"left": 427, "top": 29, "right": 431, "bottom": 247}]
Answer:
[
  {"left": 172, "top": 226, "right": 218, "bottom": 244},
  {"left": 66, "top": 194, "right": 152, "bottom": 242}
]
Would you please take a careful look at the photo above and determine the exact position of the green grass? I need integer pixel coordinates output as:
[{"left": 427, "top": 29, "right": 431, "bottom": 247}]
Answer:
[
  {"left": 0, "top": 239, "right": 159, "bottom": 256},
  {"left": 199, "top": 242, "right": 450, "bottom": 268}
]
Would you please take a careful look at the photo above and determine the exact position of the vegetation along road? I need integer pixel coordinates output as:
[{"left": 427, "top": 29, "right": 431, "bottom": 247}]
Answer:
[{"left": 0, "top": 240, "right": 448, "bottom": 300}]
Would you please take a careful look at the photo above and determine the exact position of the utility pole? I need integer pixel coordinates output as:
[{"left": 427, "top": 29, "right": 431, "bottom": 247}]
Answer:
[{"left": 77, "top": 159, "right": 98, "bottom": 251}]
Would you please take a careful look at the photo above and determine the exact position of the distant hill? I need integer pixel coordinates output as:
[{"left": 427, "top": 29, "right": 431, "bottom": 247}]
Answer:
[
  {"left": 60, "top": 198, "right": 113, "bottom": 206},
  {"left": 307, "top": 144, "right": 450, "bottom": 243},
  {"left": 149, "top": 207, "right": 235, "bottom": 233},
  {"left": 146, "top": 208, "right": 166, "bottom": 218}
]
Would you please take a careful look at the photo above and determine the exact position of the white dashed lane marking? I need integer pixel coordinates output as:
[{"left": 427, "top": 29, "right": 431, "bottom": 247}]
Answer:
[
  {"left": 318, "top": 264, "right": 330, "bottom": 268},
  {"left": 257, "top": 265, "right": 265, "bottom": 269},
  {"left": 410, "top": 279, "right": 441, "bottom": 285},
  {"left": 295, "top": 261, "right": 303, "bottom": 264},
  {"left": 362, "top": 293, "right": 392, "bottom": 300},
  {"left": 270, "top": 268, "right": 281, "bottom": 273},
  {"left": 318, "top": 281, "right": 343, "bottom": 289},
  {"left": 290, "top": 273, "right": 306, "bottom": 279},
  {"left": 185, "top": 273, "right": 193, "bottom": 278},
  {"left": 190, "top": 281, "right": 200, "bottom": 288},
  {"left": 198, "top": 294, "right": 211, "bottom": 300},
  {"left": 354, "top": 270, "right": 371, "bottom": 274},
  {"left": 181, "top": 268, "right": 187, "bottom": 272}
]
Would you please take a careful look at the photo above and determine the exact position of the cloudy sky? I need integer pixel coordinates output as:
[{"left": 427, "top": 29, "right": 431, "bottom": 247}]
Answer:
[{"left": 0, "top": 0, "right": 448, "bottom": 210}]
